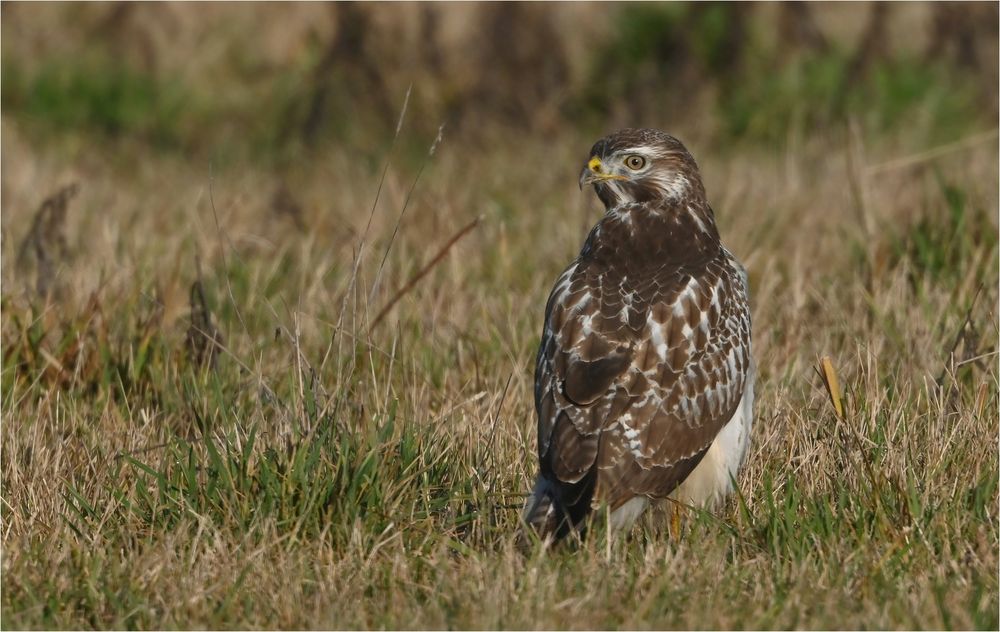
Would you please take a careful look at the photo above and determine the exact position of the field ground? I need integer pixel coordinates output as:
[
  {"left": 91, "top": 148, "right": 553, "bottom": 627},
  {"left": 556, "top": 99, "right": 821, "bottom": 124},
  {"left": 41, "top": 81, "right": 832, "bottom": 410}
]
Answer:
[{"left": 2, "top": 3, "right": 999, "bottom": 629}]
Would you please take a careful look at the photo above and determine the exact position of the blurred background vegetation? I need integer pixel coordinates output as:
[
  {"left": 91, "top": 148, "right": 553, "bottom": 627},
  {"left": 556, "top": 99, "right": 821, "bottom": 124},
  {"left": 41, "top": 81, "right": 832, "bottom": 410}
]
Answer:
[{"left": 2, "top": 2, "right": 997, "bottom": 167}]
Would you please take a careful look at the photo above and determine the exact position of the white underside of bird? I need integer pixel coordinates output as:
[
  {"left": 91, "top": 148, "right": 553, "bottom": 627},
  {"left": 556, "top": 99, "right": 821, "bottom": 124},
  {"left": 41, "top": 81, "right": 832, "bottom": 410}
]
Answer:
[{"left": 609, "top": 368, "right": 755, "bottom": 531}]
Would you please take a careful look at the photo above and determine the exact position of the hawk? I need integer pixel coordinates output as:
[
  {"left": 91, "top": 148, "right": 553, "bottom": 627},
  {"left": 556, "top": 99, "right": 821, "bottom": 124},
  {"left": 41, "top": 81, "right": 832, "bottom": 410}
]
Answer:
[{"left": 523, "top": 128, "right": 754, "bottom": 542}]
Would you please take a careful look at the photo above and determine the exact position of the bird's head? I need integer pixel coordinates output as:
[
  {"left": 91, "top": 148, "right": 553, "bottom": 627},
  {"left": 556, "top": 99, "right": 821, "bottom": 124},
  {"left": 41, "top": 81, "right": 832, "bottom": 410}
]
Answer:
[{"left": 579, "top": 128, "right": 704, "bottom": 209}]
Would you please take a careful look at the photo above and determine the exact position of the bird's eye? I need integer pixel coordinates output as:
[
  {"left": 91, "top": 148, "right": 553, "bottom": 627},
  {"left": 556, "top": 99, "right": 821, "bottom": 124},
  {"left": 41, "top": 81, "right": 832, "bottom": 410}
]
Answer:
[{"left": 625, "top": 155, "right": 647, "bottom": 170}]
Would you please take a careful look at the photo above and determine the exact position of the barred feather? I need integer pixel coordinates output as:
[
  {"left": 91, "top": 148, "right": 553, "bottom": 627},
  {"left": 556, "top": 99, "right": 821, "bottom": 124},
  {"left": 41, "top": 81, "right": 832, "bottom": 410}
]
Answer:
[{"left": 528, "top": 129, "right": 754, "bottom": 542}]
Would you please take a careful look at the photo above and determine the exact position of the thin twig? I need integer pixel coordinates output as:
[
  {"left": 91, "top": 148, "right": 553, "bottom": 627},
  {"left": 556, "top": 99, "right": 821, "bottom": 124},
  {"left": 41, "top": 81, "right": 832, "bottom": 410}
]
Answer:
[
  {"left": 204, "top": 169, "right": 286, "bottom": 407},
  {"left": 865, "top": 128, "right": 998, "bottom": 175},
  {"left": 483, "top": 372, "right": 514, "bottom": 496},
  {"left": 956, "top": 349, "right": 998, "bottom": 369},
  {"left": 208, "top": 166, "right": 250, "bottom": 339},
  {"left": 370, "top": 124, "right": 446, "bottom": 307},
  {"left": 333, "top": 85, "right": 413, "bottom": 408},
  {"left": 935, "top": 284, "right": 984, "bottom": 388},
  {"left": 363, "top": 83, "right": 413, "bottom": 250},
  {"left": 368, "top": 216, "right": 482, "bottom": 332}
]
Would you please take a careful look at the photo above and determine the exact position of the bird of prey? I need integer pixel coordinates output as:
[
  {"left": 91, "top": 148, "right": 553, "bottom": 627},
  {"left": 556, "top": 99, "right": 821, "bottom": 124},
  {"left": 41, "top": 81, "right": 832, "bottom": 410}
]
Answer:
[{"left": 523, "top": 128, "right": 754, "bottom": 542}]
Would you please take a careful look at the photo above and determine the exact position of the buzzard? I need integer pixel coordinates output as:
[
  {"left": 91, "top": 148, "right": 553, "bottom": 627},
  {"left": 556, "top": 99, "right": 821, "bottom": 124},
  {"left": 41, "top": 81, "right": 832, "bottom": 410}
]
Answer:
[{"left": 523, "top": 128, "right": 754, "bottom": 542}]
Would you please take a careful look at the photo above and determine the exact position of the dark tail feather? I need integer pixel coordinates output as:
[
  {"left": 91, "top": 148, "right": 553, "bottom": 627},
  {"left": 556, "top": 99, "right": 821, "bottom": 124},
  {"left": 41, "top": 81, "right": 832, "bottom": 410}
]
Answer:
[
  {"left": 520, "top": 478, "right": 562, "bottom": 547},
  {"left": 520, "top": 472, "right": 596, "bottom": 547}
]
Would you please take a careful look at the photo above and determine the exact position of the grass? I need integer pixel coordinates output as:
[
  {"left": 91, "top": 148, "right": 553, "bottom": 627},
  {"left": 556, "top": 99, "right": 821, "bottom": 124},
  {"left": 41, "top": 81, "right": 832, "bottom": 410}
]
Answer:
[
  {"left": 3, "top": 119, "right": 996, "bottom": 628},
  {"left": 2, "top": 56, "right": 187, "bottom": 148},
  {"left": 2, "top": 4, "right": 999, "bottom": 630}
]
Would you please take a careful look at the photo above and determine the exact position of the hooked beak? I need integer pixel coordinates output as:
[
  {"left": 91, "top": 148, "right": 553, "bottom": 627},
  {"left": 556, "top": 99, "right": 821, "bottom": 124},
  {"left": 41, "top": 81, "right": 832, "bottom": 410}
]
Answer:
[{"left": 579, "top": 155, "right": 627, "bottom": 190}]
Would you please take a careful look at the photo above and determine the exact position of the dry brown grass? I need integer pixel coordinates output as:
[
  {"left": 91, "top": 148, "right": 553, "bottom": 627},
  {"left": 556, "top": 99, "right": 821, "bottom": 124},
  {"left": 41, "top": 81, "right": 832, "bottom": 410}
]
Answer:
[
  {"left": 2, "top": 112, "right": 997, "bottom": 628},
  {"left": 2, "top": 3, "right": 999, "bottom": 628}
]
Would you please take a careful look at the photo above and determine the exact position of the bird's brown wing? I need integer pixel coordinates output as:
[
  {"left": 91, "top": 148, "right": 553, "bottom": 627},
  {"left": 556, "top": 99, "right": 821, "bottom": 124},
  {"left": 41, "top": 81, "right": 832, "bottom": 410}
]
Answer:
[
  {"left": 534, "top": 259, "right": 639, "bottom": 485},
  {"left": 534, "top": 254, "right": 751, "bottom": 510}
]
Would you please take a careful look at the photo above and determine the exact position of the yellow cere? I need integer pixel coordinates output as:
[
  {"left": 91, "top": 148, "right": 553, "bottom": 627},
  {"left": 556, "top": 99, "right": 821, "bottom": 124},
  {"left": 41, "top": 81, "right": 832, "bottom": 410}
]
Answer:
[{"left": 587, "top": 156, "right": 602, "bottom": 172}]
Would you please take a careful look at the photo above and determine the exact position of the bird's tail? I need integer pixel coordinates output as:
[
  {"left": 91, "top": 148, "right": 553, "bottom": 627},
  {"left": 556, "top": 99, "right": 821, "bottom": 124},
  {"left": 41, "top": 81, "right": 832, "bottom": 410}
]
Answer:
[
  {"left": 520, "top": 473, "right": 595, "bottom": 547},
  {"left": 521, "top": 477, "right": 562, "bottom": 544}
]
